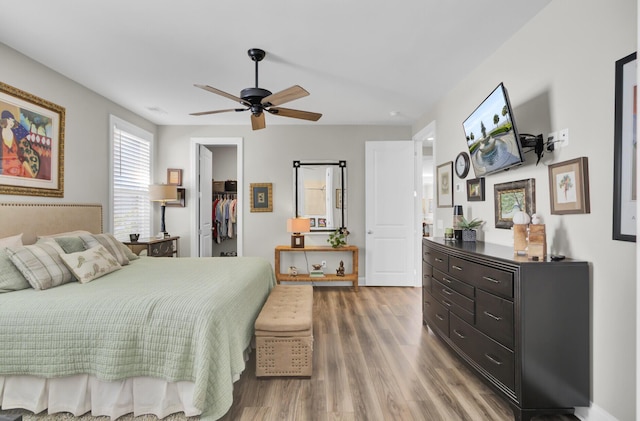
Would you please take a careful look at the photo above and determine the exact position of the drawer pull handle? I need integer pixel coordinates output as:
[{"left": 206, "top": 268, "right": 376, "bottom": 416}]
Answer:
[
  {"left": 435, "top": 258, "right": 444, "bottom": 263},
  {"left": 451, "top": 265, "right": 463, "bottom": 271},
  {"left": 483, "top": 311, "right": 502, "bottom": 321},
  {"left": 485, "top": 353, "right": 503, "bottom": 366},
  {"left": 483, "top": 276, "right": 500, "bottom": 284},
  {"left": 442, "top": 300, "right": 452, "bottom": 307},
  {"left": 442, "top": 277, "right": 452, "bottom": 284},
  {"left": 453, "top": 329, "right": 466, "bottom": 339},
  {"left": 442, "top": 288, "right": 453, "bottom": 296},
  {"left": 436, "top": 314, "right": 445, "bottom": 321}
]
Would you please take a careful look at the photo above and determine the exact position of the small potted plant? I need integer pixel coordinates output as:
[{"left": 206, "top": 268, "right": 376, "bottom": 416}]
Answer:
[
  {"left": 458, "top": 216, "right": 484, "bottom": 242},
  {"left": 327, "top": 227, "right": 349, "bottom": 248}
]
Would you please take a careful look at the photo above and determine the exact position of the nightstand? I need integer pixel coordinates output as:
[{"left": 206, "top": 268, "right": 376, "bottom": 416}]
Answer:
[{"left": 123, "top": 236, "right": 179, "bottom": 257}]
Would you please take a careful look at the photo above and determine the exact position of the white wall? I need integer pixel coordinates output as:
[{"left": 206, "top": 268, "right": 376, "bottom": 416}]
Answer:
[
  {"left": 156, "top": 125, "right": 412, "bottom": 272},
  {"left": 414, "top": 1, "right": 637, "bottom": 419},
  {"left": 0, "top": 42, "right": 157, "bottom": 228}
]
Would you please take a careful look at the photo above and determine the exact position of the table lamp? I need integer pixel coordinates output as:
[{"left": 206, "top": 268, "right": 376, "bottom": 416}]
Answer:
[
  {"left": 149, "top": 184, "right": 178, "bottom": 237},
  {"left": 287, "top": 217, "right": 311, "bottom": 248}
]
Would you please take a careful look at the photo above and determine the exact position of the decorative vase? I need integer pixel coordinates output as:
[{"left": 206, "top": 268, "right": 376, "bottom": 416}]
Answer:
[{"left": 462, "top": 229, "right": 476, "bottom": 242}]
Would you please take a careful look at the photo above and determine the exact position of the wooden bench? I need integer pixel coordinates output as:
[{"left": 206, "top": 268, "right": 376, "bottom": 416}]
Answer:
[{"left": 254, "top": 285, "right": 313, "bottom": 377}]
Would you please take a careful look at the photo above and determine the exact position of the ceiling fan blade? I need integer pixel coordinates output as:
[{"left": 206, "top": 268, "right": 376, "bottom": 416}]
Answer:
[
  {"left": 194, "top": 84, "right": 251, "bottom": 107},
  {"left": 261, "top": 85, "right": 309, "bottom": 107},
  {"left": 269, "top": 107, "right": 322, "bottom": 121},
  {"left": 251, "top": 113, "right": 266, "bottom": 130},
  {"left": 189, "top": 108, "right": 246, "bottom": 116}
]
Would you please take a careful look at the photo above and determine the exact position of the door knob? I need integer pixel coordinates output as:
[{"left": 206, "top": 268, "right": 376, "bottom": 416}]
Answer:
[{"left": 367, "top": 230, "right": 373, "bottom": 234}]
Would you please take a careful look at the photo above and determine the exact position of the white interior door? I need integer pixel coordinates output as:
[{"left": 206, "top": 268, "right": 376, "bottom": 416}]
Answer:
[
  {"left": 365, "top": 141, "right": 416, "bottom": 286},
  {"left": 198, "top": 145, "right": 213, "bottom": 257}
]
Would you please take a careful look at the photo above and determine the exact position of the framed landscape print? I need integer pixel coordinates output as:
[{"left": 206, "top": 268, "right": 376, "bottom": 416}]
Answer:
[
  {"left": 250, "top": 183, "right": 273, "bottom": 212},
  {"left": 613, "top": 52, "right": 637, "bottom": 242},
  {"left": 0, "top": 82, "right": 65, "bottom": 197},
  {"left": 548, "top": 157, "right": 590, "bottom": 215},
  {"left": 436, "top": 161, "right": 453, "bottom": 208},
  {"left": 494, "top": 178, "right": 535, "bottom": 229}
]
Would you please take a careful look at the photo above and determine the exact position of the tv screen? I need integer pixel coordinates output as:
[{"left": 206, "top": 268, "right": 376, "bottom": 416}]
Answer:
[{"left": 462, "top": 83, "right": 525, "bottom": 177}]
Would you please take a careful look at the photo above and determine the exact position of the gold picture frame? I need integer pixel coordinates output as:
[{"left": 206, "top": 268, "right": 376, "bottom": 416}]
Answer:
[
  {"left": 250, "top": 183, "right": 273, "bottom": 212},
  {"left": 436, "top": 161, "right": 453, "bottom": 208},
  {"left": 0, "top": 82, "right": 65, "bottom": 197}
]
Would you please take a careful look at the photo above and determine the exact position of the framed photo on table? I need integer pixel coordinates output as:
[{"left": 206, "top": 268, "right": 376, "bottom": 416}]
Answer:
[
  {"left": 436, "top": 162, "right": 453, "bottom": 208},
  {"left": 548, "top": 157, "right": 590, "bottom": 215},
  {"left": 0, "top": 82, "right": 65, "bottom": 197},
  {"left": 494, "top": 178, "right": 535, "bottom": 229},
  {"left": 613, "top": 52, "right": 637, "bottom": 242}
]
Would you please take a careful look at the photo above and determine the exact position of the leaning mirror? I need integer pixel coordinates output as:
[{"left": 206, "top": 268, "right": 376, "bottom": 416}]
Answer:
[{"left": 293, "top": 160, "right": 347, "bottom": 232}]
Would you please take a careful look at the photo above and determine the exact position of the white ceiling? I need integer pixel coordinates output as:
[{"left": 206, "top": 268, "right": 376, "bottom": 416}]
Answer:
[{"left": 1, "top": 0, "right": 550, "bottom": 128}]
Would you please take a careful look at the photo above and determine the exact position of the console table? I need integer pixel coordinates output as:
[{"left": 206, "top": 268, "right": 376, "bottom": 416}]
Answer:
[
  {"left": 123, "top": 236, "right": 179, "bottom": 257},
  {"left": 275, "top": 245, "right": 358, "bottom": 291},
  {"left": 422, "top": 238, "right": 589, "bottom": 421}
]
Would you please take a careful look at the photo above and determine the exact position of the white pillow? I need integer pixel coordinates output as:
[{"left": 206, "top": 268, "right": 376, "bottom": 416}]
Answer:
[
  {"left": 0, "top": 233, "right": 23, "bottom": 249},
  {"left": 7, "top": 242, "right": 74, "bottom": 290},
  {"left": 59, "top": 245, "right": 122, "bottom": 283},
  {"left": 37, "top": 230, "right": 92, "bottom": 240}
]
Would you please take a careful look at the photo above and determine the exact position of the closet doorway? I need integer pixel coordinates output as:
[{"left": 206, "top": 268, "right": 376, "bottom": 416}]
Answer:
[{"left": 190, "top": 137, "right": 243, "bottom": 258}]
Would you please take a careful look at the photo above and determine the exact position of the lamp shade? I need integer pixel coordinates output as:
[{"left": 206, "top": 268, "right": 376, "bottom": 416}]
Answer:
[
  {"left": 287, "top": 218, "right": 311, "bottom": 234},
  {"left": 149, "top": 184, "right": 177, "bottom": 202}
]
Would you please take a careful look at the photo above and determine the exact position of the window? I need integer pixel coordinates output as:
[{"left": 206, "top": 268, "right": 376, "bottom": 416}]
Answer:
[{"left": 110, "top": 116, "right": 152, "bottom": 241}]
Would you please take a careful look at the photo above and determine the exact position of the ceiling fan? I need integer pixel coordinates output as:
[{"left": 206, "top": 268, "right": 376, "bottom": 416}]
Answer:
[{"left": 190, "top": 48, "right": 322, "bottom": 130}]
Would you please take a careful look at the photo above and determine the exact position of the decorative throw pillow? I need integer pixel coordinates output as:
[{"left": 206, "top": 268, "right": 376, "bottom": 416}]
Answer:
[
  {"left": 6, "top": 242, "right": 74, "bottom": 290},
  {"left": 59, "top": 245, "right": 122, "bottom": 283},
  {"left": 37, "top": 230, "right": 92, "bottom": 240},
  {"left": 37, "top": 236, "right": 86, "bottom": 254},
  {"left": 0, "top": 249, "right": 31, "bottom": 293},
  {"left": 0, "top": 233, "right": 23, "bottom": 249},
  {"left": 119, "top": 242, "right": 140, "bottom": 261},
  {"left": 80, "top": 233, "right": 130, "bottom": 266}
]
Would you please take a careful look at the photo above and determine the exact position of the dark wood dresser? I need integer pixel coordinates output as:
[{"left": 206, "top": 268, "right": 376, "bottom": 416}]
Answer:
[{"left": 422, "top": 238, "right": 589, "bottom": 421}]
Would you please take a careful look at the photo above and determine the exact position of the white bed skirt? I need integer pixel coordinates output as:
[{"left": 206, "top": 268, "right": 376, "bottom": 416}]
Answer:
[{"left": 0, "top": 375, "right": 201, "bottom": 419}]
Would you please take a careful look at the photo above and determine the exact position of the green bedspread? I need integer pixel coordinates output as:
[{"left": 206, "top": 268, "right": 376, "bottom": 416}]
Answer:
[{"left": 0, "top": 256, "right": 275, "bottom": 420}]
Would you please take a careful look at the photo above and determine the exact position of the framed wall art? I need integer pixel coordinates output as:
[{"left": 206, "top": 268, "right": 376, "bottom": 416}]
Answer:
[
  {"left": 165, "top": 188, "right": 186, "bottom": 207},
  {"left": 436, "top": 161, "right": 453, "bottom": 208},
  {"left": 466, "top": 178, "right": 485, "bottom": 201},
  {"left": 613, "top": 52, "right": 637, "bottom": 242},
  {"left": 167, "top": 168, "right": 183, "bottom": 186},
  {"left": 494, "top": 178, "right": 535, "bottom": 229},
  {"left": 250, "top": 183, "right": 273, "bottom": 212},
  {"left": 0, "top": 82, "right": 65, "bottom": 197},
  {"left": 548, "top": 157, "right": 590, "bottom": 215}
]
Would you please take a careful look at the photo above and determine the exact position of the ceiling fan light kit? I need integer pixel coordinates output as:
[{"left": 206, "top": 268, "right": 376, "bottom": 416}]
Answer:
[{"left": 191, "top": 48, "right": 322, "bottom": 130}]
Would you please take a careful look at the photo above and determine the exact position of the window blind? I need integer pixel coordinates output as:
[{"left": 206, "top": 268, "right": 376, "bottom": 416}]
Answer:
[{"left": 112, "top": 122, "right": 151, "bottom": 241}]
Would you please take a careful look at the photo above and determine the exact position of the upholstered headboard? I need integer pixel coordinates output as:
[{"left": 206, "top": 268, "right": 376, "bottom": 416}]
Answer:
[{"left": 0, "top": 203, "right": 103, "bottom": 245}]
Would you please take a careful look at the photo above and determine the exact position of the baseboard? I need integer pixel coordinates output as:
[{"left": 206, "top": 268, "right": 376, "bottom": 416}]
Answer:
[{"left": 574, "top": 403, "right": 620, "bottom": 421}]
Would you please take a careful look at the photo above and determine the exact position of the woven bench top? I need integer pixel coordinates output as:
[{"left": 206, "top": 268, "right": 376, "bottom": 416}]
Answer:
[{"left": 255, "top": 285, "right": 313, "bottom": 333}]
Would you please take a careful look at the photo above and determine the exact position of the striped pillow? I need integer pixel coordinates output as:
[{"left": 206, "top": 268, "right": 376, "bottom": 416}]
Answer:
[
  {"left": 80, "top": 233, "right": 130, "bottom": 266},
  {"left": 7, "top": 242, "right": 74, "bottom": 290}
]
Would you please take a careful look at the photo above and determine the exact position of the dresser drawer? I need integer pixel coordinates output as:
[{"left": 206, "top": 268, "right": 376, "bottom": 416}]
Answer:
[
  {"left": 450, "top": 314, "right": 515, "bottom": 392},
  {"left": 433, "top": 268, "right": 474, "bottom": 299},
  {"left": 149, "top": 241, "right": 174, "bottom": 257},
  {"left": 432, "top": 280, "right": 475, "bottom": 326},
  {"left": 424, "top": 290, "right": 449, "bottom": 336},
  {"left": 476, "top": 289, "right": 514, "bottom": 349},
  {"left": 422, "top": 261, "right": 433, "bottom": 293},
  {"left": 424, "top": 247, "right": 448, "bottom": 273},
  {"left": 449, "top": 256, "right": 513, "bottom": 299}
]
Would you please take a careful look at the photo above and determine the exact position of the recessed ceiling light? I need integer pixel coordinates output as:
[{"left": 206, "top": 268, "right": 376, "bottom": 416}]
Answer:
[
  {"left": 389, "top": 111, "right": 399, "bottom": 117},
  {"left": 147, "top": 106, "right": 168, "bottom": 114}
]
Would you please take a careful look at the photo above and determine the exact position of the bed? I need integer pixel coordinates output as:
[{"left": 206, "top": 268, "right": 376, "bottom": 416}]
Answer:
[{"left": 0, "top": 203, "right": 275, "bottom": 420}]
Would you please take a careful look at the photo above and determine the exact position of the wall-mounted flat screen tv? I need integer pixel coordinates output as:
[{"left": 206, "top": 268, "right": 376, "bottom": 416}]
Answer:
[{"left": 462, "top": 83, "right": 525, "bottom": 177}]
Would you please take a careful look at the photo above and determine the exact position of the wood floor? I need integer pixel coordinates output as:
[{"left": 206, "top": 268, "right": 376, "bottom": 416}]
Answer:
[{"left": 221, "top": 286, "right": 579, "bottom": 421}]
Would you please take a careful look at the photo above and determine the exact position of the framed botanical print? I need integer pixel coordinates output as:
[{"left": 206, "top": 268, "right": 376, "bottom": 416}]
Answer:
[
  {"left": 436, "top": 161, "right": 453, "bottom": 208},
  {"left": 548, "top": 157, "right": 590, "bottom": 215},
  {"left": 0, "top": 82, "right": 65, "bottom": 197},
  {"left": 250, "top": 183, "right": 273, "bottom": 212}
]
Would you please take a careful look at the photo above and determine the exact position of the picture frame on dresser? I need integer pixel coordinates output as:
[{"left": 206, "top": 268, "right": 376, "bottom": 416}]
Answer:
[
  {"left": 613, "top": 51, "right": 637, "bottom": 242},
  {"left": 436, "top": 161, "right": 453, "bottom": 208},
  {"left": 548, "top": 157, "right": 590, "bottom": 215},
  {"left": 0, "top": 82, "right": 65, "bottom": 198},
  {"left": 494, "top": 178, "right": 535, "bottom": 229}
]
